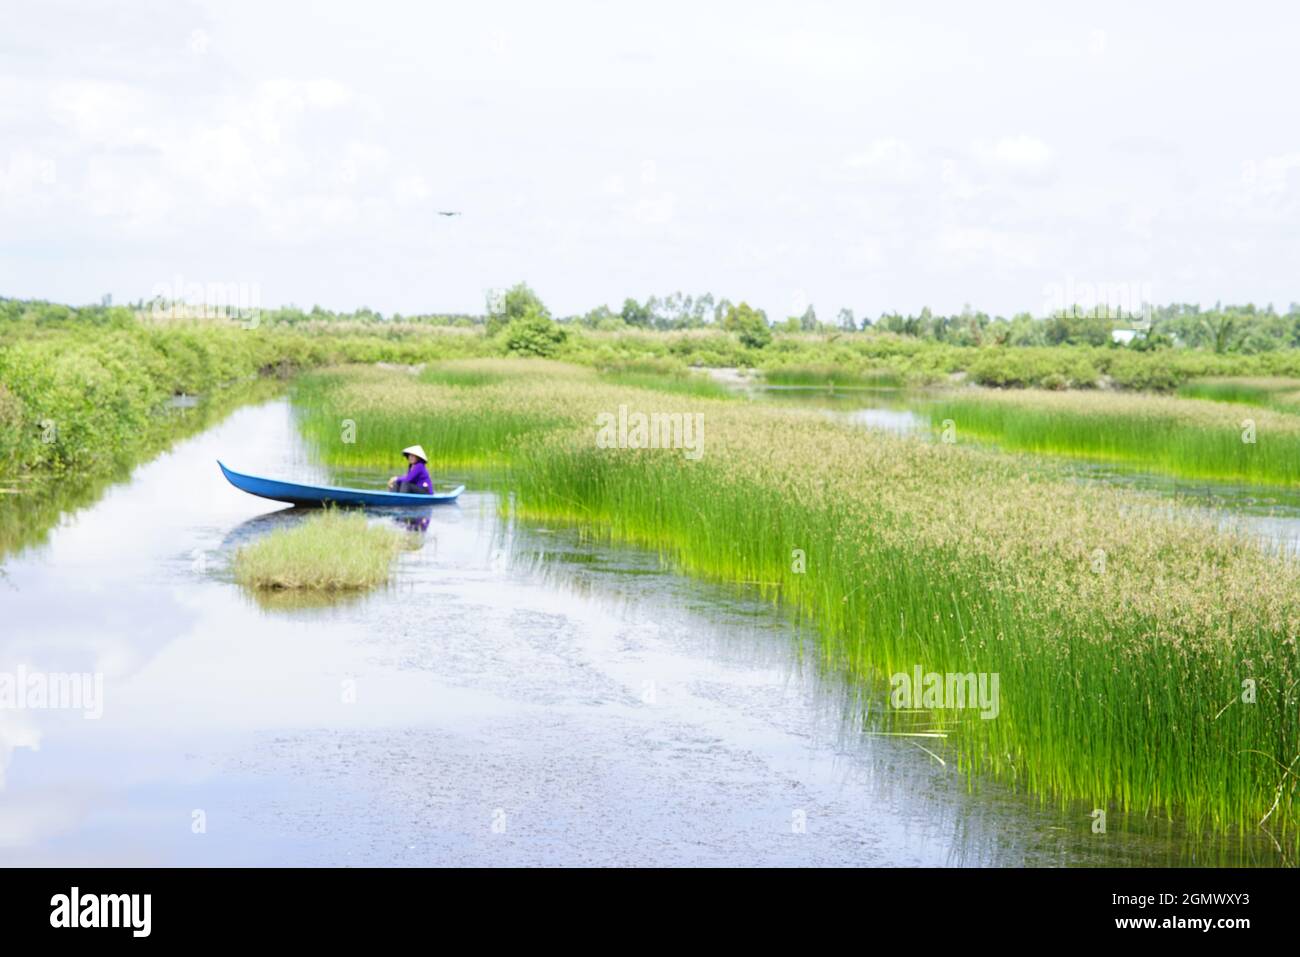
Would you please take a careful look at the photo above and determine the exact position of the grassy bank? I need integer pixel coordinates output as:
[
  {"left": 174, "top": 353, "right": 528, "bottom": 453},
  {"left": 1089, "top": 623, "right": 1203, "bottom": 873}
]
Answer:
[
  {"left": 927, "top": 389, "right": 1300, "bottom": 486},
  {"left": 752, "top": 339, "right": 1300, "bottom": 392},
  {"left": 0, "top": 317, "right": 491, "bottom": 479},
  {"left": 0, "top": 378, "right": 284, "bottom": 560},
  {"left": 293, "top": 359, "right": 1300, "bottom": 842},
  {"left": 234, "top": 510, "right": 409, "bottom": 591}
]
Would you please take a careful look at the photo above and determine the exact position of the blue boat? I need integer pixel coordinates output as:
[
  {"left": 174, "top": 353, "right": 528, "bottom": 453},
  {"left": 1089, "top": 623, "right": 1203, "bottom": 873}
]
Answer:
[{"left": 218, "top": 461, "right": 464, "bottom": 507}]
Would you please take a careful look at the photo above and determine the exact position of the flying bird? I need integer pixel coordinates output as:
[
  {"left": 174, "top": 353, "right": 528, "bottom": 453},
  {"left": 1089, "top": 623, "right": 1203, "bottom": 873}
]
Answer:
[{"left": 437, "top": 211, "right": 462, "bottom": 217}]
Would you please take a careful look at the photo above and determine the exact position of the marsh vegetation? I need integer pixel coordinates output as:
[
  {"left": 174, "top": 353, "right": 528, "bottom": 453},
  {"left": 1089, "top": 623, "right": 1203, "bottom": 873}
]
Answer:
[
  {"left": 293, "top": 358, "right": 1300, "bottom": 842},
  {"left": 6, "top": 299, "right": 1300, "bottom": 851},
  {"left": 233, "top": 509, "right": 411, "bottom": 592}
]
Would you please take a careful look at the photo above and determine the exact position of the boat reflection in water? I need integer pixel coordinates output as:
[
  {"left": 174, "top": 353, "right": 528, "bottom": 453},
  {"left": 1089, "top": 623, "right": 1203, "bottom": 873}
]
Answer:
[
  {"left": 392, "top": 509, "right": 432, "bottom": 534},
  {"left": 220, "top": 504, "right": 435, "bottom": 552}
]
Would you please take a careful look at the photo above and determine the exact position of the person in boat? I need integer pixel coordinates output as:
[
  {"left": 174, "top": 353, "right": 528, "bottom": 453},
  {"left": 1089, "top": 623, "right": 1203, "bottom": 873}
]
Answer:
[{"left": 387, "top": 445, "right": 433, "bottom": 494}]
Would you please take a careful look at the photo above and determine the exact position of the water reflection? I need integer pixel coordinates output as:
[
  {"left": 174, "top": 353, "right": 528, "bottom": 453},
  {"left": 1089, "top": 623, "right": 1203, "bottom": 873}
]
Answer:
[
  {"left": 1061, "top": 461, "right": 1300, "bottom": 556},
  {"left": 746, "top": 385, "right": 931, "bottom": 437},
  {"left": 504, "top": 514, "right": 1289, "bottom": 867},
  {"left": 0, "top": 381, "right": 285, "bottom": 562},
  {"left": 388, "top": 509, "right": 433, "bottom": 534},
  {"left": 221, "top": 504, "right": 437, "bottom": 550}
]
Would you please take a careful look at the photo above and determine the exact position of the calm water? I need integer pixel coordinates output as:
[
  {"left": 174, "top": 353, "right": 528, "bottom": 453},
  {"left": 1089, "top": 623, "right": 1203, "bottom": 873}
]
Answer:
[{"left": 0, "top": 399, "right": 1286, "bottom": 865}]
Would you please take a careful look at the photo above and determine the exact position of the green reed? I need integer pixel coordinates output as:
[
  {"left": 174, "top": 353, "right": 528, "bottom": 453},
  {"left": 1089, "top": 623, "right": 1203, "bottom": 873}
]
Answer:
[
  {"left": 928, "top": 391, "right": 1300, "bottom": 486},
  {"left": 291, "top": 360, "right": 1300, "bottom": 844},
  {"left": 234, "top": 509, "right": 409, "bottom": 591}
]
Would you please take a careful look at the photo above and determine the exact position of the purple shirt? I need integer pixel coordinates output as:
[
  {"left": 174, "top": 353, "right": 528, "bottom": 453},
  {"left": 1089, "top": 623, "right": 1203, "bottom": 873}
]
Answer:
[{"left": 395, "top": 460, "right": 432, "bottom": 493}]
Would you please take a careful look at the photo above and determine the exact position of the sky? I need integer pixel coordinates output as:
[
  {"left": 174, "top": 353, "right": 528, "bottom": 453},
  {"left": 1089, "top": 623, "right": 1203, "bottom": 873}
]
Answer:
[{"left": 1, "top": 0, "right": 1297, "bottom": 320}]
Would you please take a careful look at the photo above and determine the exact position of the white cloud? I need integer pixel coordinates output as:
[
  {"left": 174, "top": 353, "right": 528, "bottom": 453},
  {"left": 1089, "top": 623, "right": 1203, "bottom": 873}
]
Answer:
[
  {"left": 972, "top": 135, "right": 1054, "bottom": 177},
  {"left": 851, "top": 237, "right": 886, "bottom": 267},
  {"left": 1242, "top": 152, "right": 1300, "bottom": 196},
  {"left": 623, "top": 192, "right": 676, "bottom": 225},
  {"left": 842, "top": 138, "right": 917, "bottom": 183},
  {"left": 48, "top": 80, "right": 160, "bottom": 152},
  {"left": 936, "top": 225, "right": 1039, "bottom": 269},
  {"left": 394, "top": 175, "right": 432, "bottom": 203}
]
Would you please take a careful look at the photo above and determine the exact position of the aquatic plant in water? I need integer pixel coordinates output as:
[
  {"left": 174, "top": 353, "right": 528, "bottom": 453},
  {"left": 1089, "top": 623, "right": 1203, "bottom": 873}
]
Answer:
[{"left": 293, "top": 359, "right": 1300, "bottom": 843}]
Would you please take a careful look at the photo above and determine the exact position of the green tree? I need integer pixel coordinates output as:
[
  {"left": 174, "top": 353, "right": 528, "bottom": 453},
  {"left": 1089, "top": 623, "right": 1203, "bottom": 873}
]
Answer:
[
  {"left": 620, "top": 298, "right": 652, "bottom": 327},
  {"left": 1045, "top": 308, "right": 1112, "bottom": 346},
  {"left": 579, "top": 304, "right": 615, "bottom": 328},
  {"left": 1199, "top": 311, "right": 1246, "bottom": 354},
  {"left": 502, "top": 305, "right": 567, "bottom": 357},
  {"left": 487, "top": 282, "right": 549, "bottom": 336},
  {"left": 723, "top": 302, "right": 772, "bottom": 348},
  {"left": 692, "top": 293, "right": 715, "bottom": 326},
  {"left": 1006, "top": 312, "right": 1045, "bottom": 346}
]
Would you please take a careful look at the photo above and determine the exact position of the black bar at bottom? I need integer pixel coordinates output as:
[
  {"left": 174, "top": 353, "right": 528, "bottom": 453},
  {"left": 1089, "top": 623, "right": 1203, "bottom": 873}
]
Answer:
[{"left": 0, "top": 866, "right": 1284, "bottom": 943}]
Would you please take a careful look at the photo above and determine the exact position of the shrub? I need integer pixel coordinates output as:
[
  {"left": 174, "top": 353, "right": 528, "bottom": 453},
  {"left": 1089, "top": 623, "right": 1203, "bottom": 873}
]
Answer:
[
  {"left": 1106, "top": 353, "right": 1183, "bottom": 392},
  {"left": 502, "top": 309, "right": 568, "bottom": 358},
  {"left": 486, "top": 282, "right": 549, "bottom": 337}
]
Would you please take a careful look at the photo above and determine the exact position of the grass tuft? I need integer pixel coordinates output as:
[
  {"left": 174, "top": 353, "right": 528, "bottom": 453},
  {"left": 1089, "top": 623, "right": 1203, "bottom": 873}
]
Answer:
[{"left": 234, "top": 509, "right": 408, "bottom": 591}]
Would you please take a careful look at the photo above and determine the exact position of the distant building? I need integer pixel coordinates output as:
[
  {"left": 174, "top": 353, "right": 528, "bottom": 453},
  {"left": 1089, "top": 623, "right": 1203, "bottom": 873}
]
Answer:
[{"left": 1111, "top": 329, "right": 1139, "bottom": 345}]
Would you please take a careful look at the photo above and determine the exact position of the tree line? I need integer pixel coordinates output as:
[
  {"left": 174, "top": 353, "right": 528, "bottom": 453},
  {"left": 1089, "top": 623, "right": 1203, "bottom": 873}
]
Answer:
[{"left": 8, "top": 288, "right": 1300, "bottom": 355}]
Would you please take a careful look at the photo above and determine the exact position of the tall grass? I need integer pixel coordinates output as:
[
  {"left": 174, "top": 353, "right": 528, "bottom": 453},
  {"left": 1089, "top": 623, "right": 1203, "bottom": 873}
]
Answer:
[
  {"left": 234, "top": 509, "right": 409, "bottom": 591},
  {"left": 762, "top": 363, "right": 907, "bottom": 389},
  {"left": 419, "top": 357, "right": 592, "bottom": 389},
  {"left": 927, "top": 388, "right": 1300, "bottom": 486},
  {"left": 294, "top": 361, "right": 1300, "bottom": 842},
  {"left": 294, "top": 364, "right": 568, "bottom": 469},
  {"left": 297, "top": 359, "right": 731, "bottom": 468},
  {"left": 1178, "top": 376, "right": 1300, "bottom": 411},
  {"left": 599, "top": 370, "right": 734, "bottom": 398},
  {"left": 595, "top": 358, "right": 735, "bottom": 399}
]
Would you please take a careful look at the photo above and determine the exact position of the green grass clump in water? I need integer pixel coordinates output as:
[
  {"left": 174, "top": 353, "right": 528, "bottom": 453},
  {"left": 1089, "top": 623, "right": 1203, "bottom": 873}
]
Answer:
[
  {"left": 290, "top": 362, "right": 1300, "bottom": 844},
  {"left": 234, "top": 510, "right": 408, "bottom": 591},
  {"left": 928, "top": 388, "right": 1300, "bottom": 486}
]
